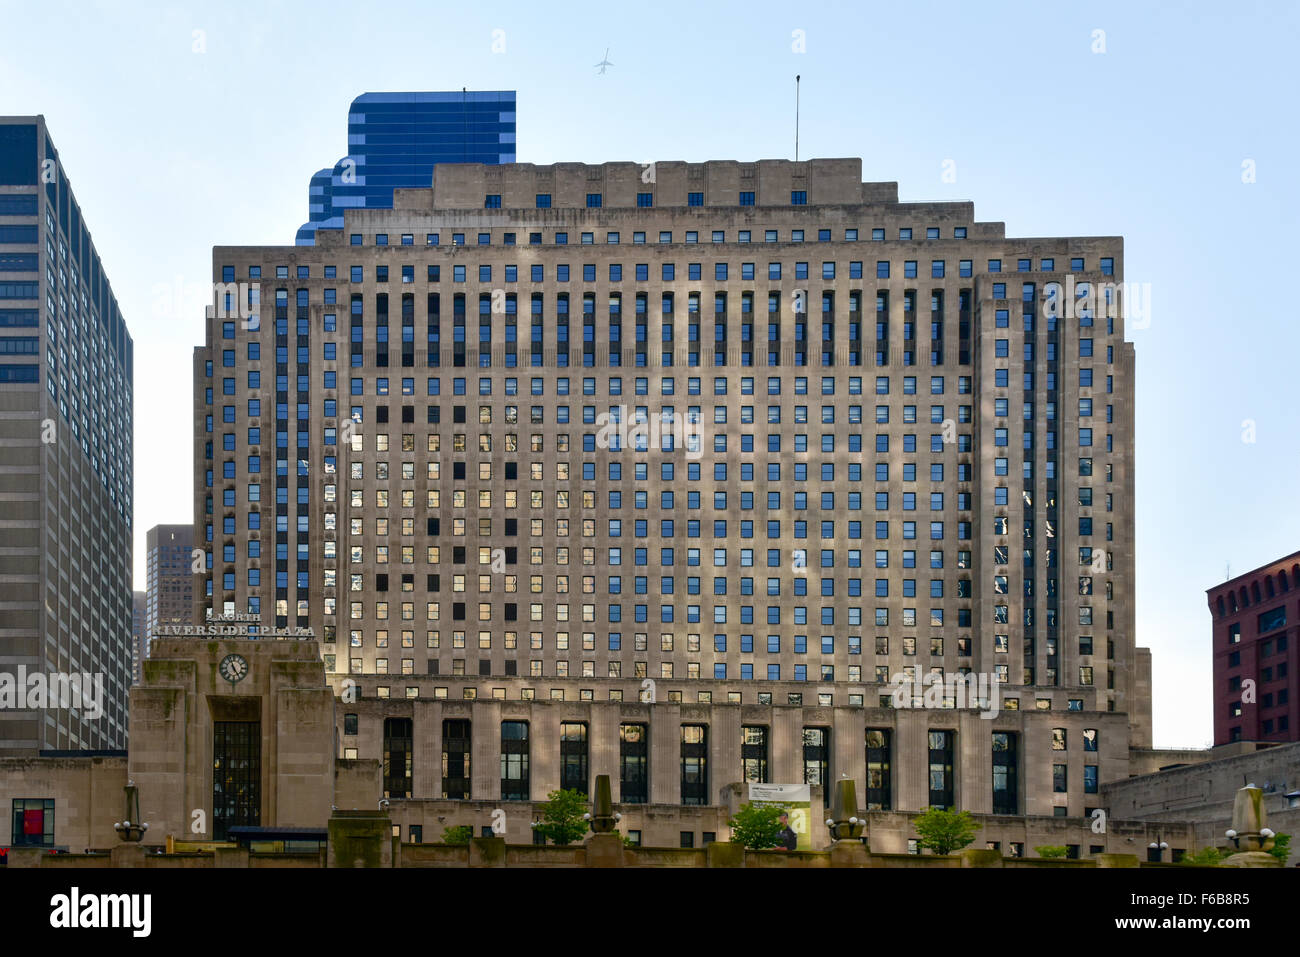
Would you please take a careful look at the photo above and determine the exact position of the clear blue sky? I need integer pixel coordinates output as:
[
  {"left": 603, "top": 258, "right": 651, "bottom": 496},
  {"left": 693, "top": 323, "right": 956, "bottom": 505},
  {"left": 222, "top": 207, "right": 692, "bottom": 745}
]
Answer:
[{"left": 2, "top": 0, "right": 1296, "bottom": 747}]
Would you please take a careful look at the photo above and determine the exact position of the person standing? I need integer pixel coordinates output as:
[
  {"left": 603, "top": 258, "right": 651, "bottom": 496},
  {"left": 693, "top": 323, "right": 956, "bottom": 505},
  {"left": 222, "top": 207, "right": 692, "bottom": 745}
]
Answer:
[{"left": 776, "top": 811, "right": 798, "bottom": 851}]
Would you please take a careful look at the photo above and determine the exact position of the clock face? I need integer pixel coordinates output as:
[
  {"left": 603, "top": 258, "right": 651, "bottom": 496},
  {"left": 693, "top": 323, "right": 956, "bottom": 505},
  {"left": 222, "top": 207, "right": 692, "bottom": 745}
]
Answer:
[{"left": 219, "top": 654, "right": 249, "bottom": 684}]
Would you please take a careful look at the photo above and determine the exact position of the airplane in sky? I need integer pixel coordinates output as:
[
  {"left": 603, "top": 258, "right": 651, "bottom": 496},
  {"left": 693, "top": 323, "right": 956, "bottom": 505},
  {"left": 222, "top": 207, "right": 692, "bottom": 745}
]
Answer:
[{"left": 595, "top": 48, "right": 613, "bottom": 74}]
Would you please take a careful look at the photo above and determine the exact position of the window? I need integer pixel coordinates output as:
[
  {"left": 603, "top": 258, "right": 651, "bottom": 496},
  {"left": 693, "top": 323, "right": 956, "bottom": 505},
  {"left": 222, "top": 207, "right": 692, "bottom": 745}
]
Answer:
[
  {"left": 1258, "top": 606, "right": 1287, "bottom": 633},
  {"left": 681, "top": 725, "right": 708, "bottom": 805},
  {"left": 620, "top": 724, "right": 649, "bottom": 803},
  {"left": 803, "top": 727, "right": 831, "bottom": 806},
  {"left": 791, "top": 191, "right": 807, "bottom": 205},
  {"left": 927, "top": 730, "right": 954, "bottom": 809},
  {"left": 213, "top": 721, "right": 261, "bottom": 840},
  {"left": 500, "top": 721, "right": 530, "bottom": 800},
  {"left": 382, "top": 718, "right": 413, "bottom": 798},
  {"left": 560, "top": 722, "right": 589, "bottom": 796},
  {"left": 11, "top": 798, "right": 55, "bottom": 847},
  {"left": 742, "top": 726, "right": 769, "bottom": 783},
  {"left": 992, "top": 732, "right": 1018, "bottom": 814},
  {"left": 1084, "top": 765, "right": 1098, "bottom": 794},
  {"left": 442, "top": 719, "right": 471, "bottom": 799},
  {"left": 865, "top": 729, "right": 891, "bottom": 810}
]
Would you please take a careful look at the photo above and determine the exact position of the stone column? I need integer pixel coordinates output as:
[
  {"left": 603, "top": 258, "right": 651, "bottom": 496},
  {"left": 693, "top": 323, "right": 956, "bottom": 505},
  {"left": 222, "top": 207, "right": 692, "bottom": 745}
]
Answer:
[
  {"left": 896, "top": 713, "right": 929, "bottom": 811},
  {"left": 771, "top": 709, "right": 801, "bottom": 783},
  {"left": 413, "top": 699, "right": 441, "bottom": 798},
  {"left": 533, "top": 703, "right": 561, "bottom": 797},
  {"left": 649, "top": 703, "right": 680, "bottom": 806},
  {"left": 471, "top": 698, "right": 500, "bottom": 801}
]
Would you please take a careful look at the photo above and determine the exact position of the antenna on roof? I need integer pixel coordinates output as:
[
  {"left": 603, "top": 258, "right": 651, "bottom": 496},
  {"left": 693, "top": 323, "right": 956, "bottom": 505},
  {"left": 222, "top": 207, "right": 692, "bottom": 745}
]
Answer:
[{"left": 795, "top": 75, "right": 801, "bottom": 162}]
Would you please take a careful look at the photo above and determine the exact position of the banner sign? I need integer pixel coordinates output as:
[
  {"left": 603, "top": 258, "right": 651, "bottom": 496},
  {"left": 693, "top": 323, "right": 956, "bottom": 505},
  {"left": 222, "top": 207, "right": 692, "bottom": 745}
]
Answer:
[{"left": 749, "top": 783, "right": 812, "bottom": 851}]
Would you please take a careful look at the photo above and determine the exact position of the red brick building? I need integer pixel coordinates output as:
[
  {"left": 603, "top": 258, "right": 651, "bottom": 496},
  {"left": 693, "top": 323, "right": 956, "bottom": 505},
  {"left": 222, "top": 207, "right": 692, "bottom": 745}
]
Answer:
[{"left": 1207, "top": 551, "right": 1300, "bottom": 745}]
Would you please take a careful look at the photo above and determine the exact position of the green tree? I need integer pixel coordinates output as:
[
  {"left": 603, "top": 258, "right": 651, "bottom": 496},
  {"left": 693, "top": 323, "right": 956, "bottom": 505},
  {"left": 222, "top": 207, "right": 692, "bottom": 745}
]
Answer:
[
  {"left": 727, "top": 802, "right": 783, "bottom": 849},
  {"left": 911, "top": 807, "right": 978, "bottom": 856},
  {"left": 532, "top": 789, "right": 591, "bottom": 846},
  {"left": 1179, "top": 846, "right": 1224, "bottom": 867},
  {"left": 442, "top": 824, "right": 473, "bottom": 845},
  {"left": 1034, "top": 845, "right": 1069, "bottom": 859},
  {"left": 1266, "top": 832, "right": 1291, "bottom": 865}
]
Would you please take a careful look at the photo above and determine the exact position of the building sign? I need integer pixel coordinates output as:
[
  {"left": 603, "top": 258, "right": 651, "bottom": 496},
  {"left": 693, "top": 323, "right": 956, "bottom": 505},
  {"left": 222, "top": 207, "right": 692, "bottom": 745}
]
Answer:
[
  {"left": 748, "top": 783, "right": 812, "bottom": 851},
  {"left": 153, "top": 613, "right": 316, "bottom": 639}
]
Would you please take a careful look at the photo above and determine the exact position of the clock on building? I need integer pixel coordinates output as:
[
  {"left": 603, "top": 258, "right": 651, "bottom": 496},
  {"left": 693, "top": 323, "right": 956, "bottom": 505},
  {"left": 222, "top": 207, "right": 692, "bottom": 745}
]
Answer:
[{"left": 218, "top": 654, "right": 249, "bottom": 686}]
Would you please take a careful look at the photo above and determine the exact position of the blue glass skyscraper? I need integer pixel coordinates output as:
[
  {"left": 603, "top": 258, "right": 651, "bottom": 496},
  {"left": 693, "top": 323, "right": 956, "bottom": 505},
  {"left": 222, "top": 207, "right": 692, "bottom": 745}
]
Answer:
[{"left": 295, "top": 91, "right": 516, "bottom": 245}]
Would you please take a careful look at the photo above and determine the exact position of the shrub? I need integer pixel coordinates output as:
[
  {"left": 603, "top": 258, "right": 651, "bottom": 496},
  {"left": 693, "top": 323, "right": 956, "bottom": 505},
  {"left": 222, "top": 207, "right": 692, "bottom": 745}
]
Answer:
[
  {"left": 442, "top": 825, "right": 473, "bottom": 845},
  {"left": 727, "top": 802, "right": 783, "bottom": 849},
  {"left": 911, "top": 807, "right": 979, "bottom": 856},
  {"left": 532, "top": 788, "right": 591, "bottom": 846},
  {"left": 1267, "top": 832, "right": 1291, "bottom": 865},
  {"left": 1179, "top": 846, "right": 1224, "bottom": 867}
]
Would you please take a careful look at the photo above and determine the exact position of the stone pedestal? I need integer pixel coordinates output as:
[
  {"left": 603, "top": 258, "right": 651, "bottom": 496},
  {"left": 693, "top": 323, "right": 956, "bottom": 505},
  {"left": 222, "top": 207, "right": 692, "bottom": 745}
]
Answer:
[
  {"left": 585, "top": 832, "right": 625, "bottom": 867},
  {"left": 213, "top": 845, "right": 249, "bottom": 868},
  {"left": 328, "top": 810, "right": 393, "bottom": 868},
  {"left": 1220, "top": 851, "right": 1282, "bottom": 868},
  {"left": 829, "top": 841, "right": 870, "bottom": 867},
  {"left": 110, "top": 844, "right": 146, "bottom": 869},
  {"left": 706, "top": 841, "right": 745, "bottom": 867},
  {"left": 469, "top": 836, "right": 507, "bottom": 867}
]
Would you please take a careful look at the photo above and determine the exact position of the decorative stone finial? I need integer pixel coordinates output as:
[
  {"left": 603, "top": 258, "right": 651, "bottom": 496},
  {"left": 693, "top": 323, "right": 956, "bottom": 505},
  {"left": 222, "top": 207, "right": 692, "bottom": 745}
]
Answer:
[
  {"left": 114, "top": 784, "right": 148, "bottom": 843},
  {"left": 1219, "top": 785, "right": 1283, "bottom": 867},
  {"left": 826, "top": 779, "right": 865, "bottom": 842},
  {"left": 590, "top": 774, "right": 616, "bottom": 833},
  {"left": 1227, "top": 785, "right": 1272, "bottom": 853}
]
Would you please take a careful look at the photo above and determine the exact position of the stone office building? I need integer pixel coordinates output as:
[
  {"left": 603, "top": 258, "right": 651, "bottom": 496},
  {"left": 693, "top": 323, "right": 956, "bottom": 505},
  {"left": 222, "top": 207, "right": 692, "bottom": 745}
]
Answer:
[
  {"left": 340, "top": 671, "right": 1145, "bottom": 853},
  {"left": 0, "top": 638, "right": 1192, "bottom": 857},
  {"left": 192, "top": 157, "right": 1146, "bottom": 841}
]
